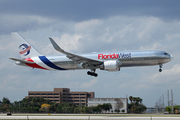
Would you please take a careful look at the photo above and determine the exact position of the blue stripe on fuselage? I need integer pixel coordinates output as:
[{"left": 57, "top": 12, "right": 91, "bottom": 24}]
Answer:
[{"left": 39, "top": 56, "right": 67, "bottom": 70}]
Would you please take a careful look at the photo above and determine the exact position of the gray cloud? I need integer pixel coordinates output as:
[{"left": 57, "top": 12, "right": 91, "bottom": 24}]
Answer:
[
  {"left": 1, "top": 0, "right": 180, "bottom": 21},
  {"left": 1, "top": 0, "right": 180, "bottom": 34}
]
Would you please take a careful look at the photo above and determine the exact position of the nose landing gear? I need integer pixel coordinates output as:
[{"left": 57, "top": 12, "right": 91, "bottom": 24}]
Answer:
[{"left": 159, "top": 64, "right": 162, "bottom": 72}]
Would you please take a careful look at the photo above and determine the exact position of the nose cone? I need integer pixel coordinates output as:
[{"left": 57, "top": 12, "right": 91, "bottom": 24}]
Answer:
[{"left": 170, "top": 55, "right": 173, "bottom": 60}]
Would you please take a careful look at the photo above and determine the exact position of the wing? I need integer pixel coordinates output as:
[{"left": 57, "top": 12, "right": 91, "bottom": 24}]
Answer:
[{"left": 49, "top": 38, "right": 103, "bottom": 69}]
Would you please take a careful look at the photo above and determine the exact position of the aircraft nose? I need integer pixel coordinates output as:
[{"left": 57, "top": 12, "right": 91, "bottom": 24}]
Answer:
[{"left": 170, "top": 55, "right": 173, "bottom": 60}]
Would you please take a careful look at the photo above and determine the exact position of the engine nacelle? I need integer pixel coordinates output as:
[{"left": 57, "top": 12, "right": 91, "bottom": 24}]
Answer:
[{"left": 100, "top": 60, "right": 122, "bottom": 71}]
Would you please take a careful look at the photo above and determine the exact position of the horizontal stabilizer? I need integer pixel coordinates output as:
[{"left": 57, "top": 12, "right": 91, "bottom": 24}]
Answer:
[{"left": 10, "top": 58, "right": 35, "bottom": 64}]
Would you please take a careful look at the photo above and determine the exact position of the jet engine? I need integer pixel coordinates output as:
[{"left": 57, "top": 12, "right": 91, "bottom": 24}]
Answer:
[{"left": 100, "top": 60, "right": 122, "bottom": 71}]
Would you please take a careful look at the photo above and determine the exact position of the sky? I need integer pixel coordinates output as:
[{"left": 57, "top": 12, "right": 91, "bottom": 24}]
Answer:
[{"left": 0, "top": 0, "right": 180, "bottom": 107}]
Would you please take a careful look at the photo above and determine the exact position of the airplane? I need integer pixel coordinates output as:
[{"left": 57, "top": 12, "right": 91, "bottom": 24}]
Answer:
[{"left": 10, "top": 32, "right": 173, "bottom": 77}]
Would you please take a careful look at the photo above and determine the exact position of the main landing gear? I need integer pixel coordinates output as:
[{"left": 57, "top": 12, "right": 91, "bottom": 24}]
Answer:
[
  {"left": 87, "top": 71, "right": 98, "bottom": 77},
  {"left": 159, "top": 64, "right": 162, "bottom": 72}
]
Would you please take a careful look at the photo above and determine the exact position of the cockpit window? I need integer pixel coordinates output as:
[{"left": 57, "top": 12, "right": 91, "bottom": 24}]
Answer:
[{"left": 164, "top": 52, "right": 170, "bottom": 55}]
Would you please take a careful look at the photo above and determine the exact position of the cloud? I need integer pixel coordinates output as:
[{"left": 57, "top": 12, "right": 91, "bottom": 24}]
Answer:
[
  {"left": 139, "top": 42, "right": 163, "bottom": 50},
  {"left": 134, "top": 84, "right": 150, "bottom": 90},
  {"left": 151, "top": 64, "right": 180, "bottom": 84},
  {"left": 0, "top": 14, "right": 57, "bottom": 34},
  {"left": 80, "top": 79, "right": 98, "bottom": 88},
  {"left": 75, "top": 19, "right": 103, "bottom": 32},
  {"left": 52, "top": 34, "right": 83, "bottom": 52},
  {"left": 1, "top": 0, "right": 180, "bottom": 22}
]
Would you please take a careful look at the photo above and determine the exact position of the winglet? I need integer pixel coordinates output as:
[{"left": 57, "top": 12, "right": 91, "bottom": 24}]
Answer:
[{"left": 49, "top": 38, "right": 65, "bottom": 53}]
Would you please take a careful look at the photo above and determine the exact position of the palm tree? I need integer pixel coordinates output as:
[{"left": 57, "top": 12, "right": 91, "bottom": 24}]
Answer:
[
  {"left": 129, "top": 96, "right": 133, "bottom": 103},
  {"left": 132, "top": 97, "right": 135, "bottom": 104},
  {"left": 139, "top": 98, "right": 142, "bottom": 104}
]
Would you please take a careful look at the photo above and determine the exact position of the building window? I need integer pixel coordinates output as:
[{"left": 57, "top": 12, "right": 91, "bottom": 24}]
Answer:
[
  {"left": 68, "top": 94, "right": 74, "bottom": 95},
  {"left": 80, "top": 94, "right": 85, "bottom": 95},
  {"left": 54, "top": 100, "right": 59, "bottom": 101},
  {"left": 48, "top": 93, "right": 53, "bottom": 95},
  {"left": 68, "top": 100, "right": 73, "bottom": 102},
  {"left": 29, "top": 93, "right": 34, "bottom": 95},
  {"left": 74, "top": 94, "right": 79, "bottom": 95},
  {"left": 80, "top": 97, "right": 85, "bottom": 99},
  {"left": 54, "top": 93, "right": 59, "bottom": 95},
  {"left": 35, "top": 93, "right": 40, "bottom": 95},
  {"left": 48, "top": 97, "right": 53, "bottom": 98},
  {"left": 41, "top": 93, "right": 46, "bottom": 95},
  {"left": 54, "top": 97, "right": 59, "bottom": 98}
]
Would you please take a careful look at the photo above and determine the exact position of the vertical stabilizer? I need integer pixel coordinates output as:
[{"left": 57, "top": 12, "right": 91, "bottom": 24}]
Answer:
[{"left": 11, "top": 32, "right": 42, "bottom": 59}]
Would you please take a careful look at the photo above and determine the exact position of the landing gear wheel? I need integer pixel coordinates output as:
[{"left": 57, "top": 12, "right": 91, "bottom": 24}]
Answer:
[
  {"left": 87, "top": 71, "right": 91, "bottom": 75},
  {"left": 87, "top": 71, "right": 98, "bottom": 77},
  {"left": 159, "top": 64, "right": 163, "bottom": 72},
  {"left": 94, "top": 73, "right": 98, "bottom": 77},
  {"left": 91, "top": 72, "right": 95, "bottom": 76}
]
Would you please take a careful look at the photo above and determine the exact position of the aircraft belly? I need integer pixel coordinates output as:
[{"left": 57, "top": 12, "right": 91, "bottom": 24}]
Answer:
[
  {"left": 121, "top": 60, "right": 158, "bottom": 67},
  {"left": 53, "top": 61, "right": 83, "bottom": 70},
  {"left": 120, "top": 57, "right": 170, "bottom": 67}
]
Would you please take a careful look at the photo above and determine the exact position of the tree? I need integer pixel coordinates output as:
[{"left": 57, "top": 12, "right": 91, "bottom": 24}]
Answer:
[
  {"left": 49, "top": 102, "right": 58, "bottom": 113},
  {"left": 93, "top": 105, "right": 102, "bottom": 113},
  {"left": 2, "top": 97, "right": 10, "bottom": 105},
  {"left": 74, "top": 107, "right": 79, "bottom": 113},
  {"left": 128, "top": 96, "right": 147, "bottom": 113},
  {"left": 87, "top": 106, "right": 94, "bottom": 113},
  {"left": 40, "top": 103, "right": 50, "bottom": 112},
  {"left": 122, "top": 109, "right": 125, "bottom": 113},
  {"left": 102, "top": 103, "right": 112, "bottom": 113},
  {"left": 81, "top": 106, "right": 89, "bottom": 113},
  {"left": 32, "top": 97, "right": 36, "bottom": 108},
  {"left": 129, "top": 96, "right": 133, "bottom": 103},
  {"left": 114, "top": 98, "right": 124, "bottom": 113}
]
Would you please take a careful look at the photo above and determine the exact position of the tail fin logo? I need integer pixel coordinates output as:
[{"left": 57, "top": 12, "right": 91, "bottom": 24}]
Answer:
[{"left": 19, "top": 44, "right": 31, "bottom": 56}]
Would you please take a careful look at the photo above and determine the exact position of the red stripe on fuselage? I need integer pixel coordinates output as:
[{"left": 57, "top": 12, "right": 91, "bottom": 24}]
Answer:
[{"left": 25, "top": 58, "right": 48, "bottom": 70}]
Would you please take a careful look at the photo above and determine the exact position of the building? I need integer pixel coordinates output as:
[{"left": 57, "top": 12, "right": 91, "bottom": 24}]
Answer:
[
  {"left": 26, "top": 88, "right": 94, "bottom": 106},
  {"left": 88, "top": 98, "right": 128, "bottom": 113}
]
